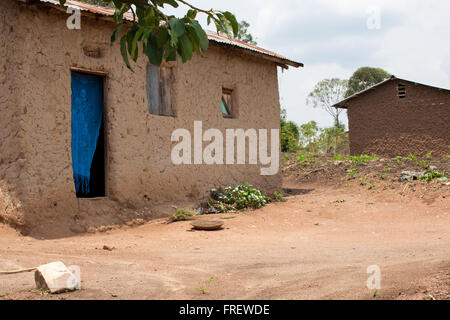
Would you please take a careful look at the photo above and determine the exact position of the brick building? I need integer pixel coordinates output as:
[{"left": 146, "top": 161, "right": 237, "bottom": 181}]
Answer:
[{"left": 333, "top": 76, "right": 450, "bottom": 157}]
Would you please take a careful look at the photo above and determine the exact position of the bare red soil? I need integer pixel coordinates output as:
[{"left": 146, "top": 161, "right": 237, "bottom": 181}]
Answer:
[{"left": 1, "top": 157, "right": 449, "bottom": 299}]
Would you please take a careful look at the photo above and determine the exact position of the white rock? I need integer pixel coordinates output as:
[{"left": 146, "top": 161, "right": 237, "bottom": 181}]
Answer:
[{"left": 34, "top": 261, "right": 80, "bottom": 294}]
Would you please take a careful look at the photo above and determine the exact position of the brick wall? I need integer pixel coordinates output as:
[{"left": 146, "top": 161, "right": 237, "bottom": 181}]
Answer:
[{"left": 346, "top": 79, "right": 450, "bottom": 157}]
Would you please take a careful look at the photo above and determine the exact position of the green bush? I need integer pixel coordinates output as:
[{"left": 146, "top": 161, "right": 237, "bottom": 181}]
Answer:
[
  {"left": 271, "top": 191, "right": 284, "bottom": 202},
  {"left": 210, "top": 183, "right": 271, "bottom": 212},
  {"left": 280, "top": 118, "right": 300, "bottom": 153},
  {"left": 419, "top": 170, "right": 445, "bottom": 183}
]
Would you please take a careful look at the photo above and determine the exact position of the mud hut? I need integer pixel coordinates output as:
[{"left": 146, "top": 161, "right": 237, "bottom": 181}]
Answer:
[{"left": 0, "top": 0, "right": 302, "bottom": 235}]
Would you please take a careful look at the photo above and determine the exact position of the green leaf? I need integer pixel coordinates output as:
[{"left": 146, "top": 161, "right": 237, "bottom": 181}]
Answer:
[
  {"left": 111, "top": 25, "right": 124, "bottom": 44},
  {"left": 168, "top": 29, "right": 179, "bottom": 47},
  {"left": 120, "top": 35, "right": 133, "bottom": 71},
  {"left": 130, "top": 28, "right": 145, "bottom": 61},
  {"left": 169, "top": 18, "right": 185, "bottom": 37},
  {"left": 126, "top": 29, "right": 138, "bottom": 62},
  {"left": 189, "top": 20, "right": 208, "bottom": 51},
  {"left": 145, "top": 33, "right": 163, "bottom": 66},
  {"left": 186, "top": 9, "right": 197, "bottom": 19},
  {"left": 164, "top": 44, "right": 177, "bottom": 62},
  {"left": 59, "top": 0, "right": 66, "bottom": 5},
  {"left": 223, "top": 12, "right": 239, "bottom": 37},
  {"left": 178, "top": 33, "right": 193, "bottom": 63},
  {"left": 157, "top": 28, "right": 169, "bottom": 48}
]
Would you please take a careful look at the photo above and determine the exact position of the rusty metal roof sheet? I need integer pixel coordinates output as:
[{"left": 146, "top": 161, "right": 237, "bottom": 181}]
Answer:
[{"left": 30, "top": 0, "right": 302, "bottom": 68}]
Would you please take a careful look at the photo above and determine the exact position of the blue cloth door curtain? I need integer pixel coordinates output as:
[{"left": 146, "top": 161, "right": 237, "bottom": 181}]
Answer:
[{"left": 71, "top": 72, "right": 104, "bottom": 197}]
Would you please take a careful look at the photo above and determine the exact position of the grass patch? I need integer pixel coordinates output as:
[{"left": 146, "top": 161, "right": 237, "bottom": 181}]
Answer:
[{"left": 172, "top": 208, "right": 198, "bottom": 221}]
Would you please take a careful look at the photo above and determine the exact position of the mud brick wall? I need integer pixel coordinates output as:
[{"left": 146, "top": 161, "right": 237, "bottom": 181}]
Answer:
[
  {"left": 0, "top": 0, "right": 282, "bottom": 235},
  {"left": 347, "top": 79, "right": 450, "bottom": 157}
]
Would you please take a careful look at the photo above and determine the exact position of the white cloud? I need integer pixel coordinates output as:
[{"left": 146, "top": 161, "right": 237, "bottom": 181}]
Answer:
[{"left": 167, "top": 0, "right": 450, "bottom": 127}]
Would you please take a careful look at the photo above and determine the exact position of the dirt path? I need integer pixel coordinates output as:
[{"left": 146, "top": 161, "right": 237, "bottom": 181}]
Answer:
[{"left": 0, "top": 182, "right": 449, "bottom": 300}]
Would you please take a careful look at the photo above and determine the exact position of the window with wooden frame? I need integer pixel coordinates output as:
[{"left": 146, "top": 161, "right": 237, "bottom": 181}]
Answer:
[
  {"left": 221, "top": 88, "right": 233, "bottom": 118},
  {"left": 146, "top": 65, "right": 175, "bottom": 116}
]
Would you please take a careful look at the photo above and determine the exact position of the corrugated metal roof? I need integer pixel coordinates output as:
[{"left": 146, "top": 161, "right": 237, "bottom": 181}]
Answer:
[
  {"left": 39, "top": 0, "right": 134, "bottom": 19},
  {"left": 31, "top": 0, "right": 302, "bottom": 68},
  {"left": 333, "top": 75, "right": 450, "bottom": 109}
]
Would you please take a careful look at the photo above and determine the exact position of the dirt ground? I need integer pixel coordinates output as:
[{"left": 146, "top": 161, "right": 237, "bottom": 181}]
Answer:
[{"left": 1, "top": 159, "right": 449, "bottom": 300}]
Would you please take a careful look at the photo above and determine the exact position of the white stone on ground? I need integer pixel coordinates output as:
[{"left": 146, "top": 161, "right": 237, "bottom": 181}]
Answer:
[{"left": 34, "top": 261, "right": 80, "bottom": 294}]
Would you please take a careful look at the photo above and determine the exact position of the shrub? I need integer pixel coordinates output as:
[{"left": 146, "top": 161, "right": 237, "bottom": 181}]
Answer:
[
  {"left": 271, "top": 191, "right": 284, "bottom": 202},
  {"left": 210, "top": 183, "right": 270, "bottom": 212},
  {"left": 280, "top": 117, "right": 300, "bottom": 153},
  {"left": 419, "top": 170, "right": 445, "bottom": 183}
]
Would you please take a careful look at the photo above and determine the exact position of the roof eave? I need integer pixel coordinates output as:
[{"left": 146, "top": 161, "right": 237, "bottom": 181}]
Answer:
[
  {"left": 210, "top": 42, "right": 303, "bottom": 69},
  {"left": 23, "top": 0, "right": 303, "bottom": 69}
]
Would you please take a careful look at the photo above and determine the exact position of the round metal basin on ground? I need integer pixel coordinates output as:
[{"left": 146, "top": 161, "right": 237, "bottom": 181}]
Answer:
[{"left": 190, "top": 220, "right": 224, "bottom": 231}]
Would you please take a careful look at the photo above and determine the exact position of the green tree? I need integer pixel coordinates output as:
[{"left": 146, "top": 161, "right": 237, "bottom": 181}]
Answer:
[
  {"left": 318, "top": 124, "right": 347, "bottom": 155},
  {"left": 307, "top": 78, "right": 348, "bottom": 128},
  {"left": 236, "top": 20, "right": 257, "bottom": 45},
  {"left": 345, "top": 67, "right": 391, "bottom": 98},
  {"left": 298, "top": 121, "right": 319, "bottom": 153},
  {"left": 280, "top": 108, "right": 299, "bottom": 153},
  {"left": 59, "top": 0, "right": 238, "bottom": 70}
]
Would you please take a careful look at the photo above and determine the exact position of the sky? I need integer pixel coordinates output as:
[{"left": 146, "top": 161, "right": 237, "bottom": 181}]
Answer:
[{"left": 169, "top": 0, "right": 450, "bottom": 128}]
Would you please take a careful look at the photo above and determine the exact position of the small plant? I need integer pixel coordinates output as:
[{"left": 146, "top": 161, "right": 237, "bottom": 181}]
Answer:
[
  {"left": 416, "top": 160, "right": 430, "bottom": 170},
  {"left": 283, "top": 155, "right": 290, "bottom": 160},
  {"left": 297, "top": 153, "right": 317, "bottom": 165},
  {"left": 396, "top": 156, "right": 404, "bottom": 164},
  {"left": 385, "top": 167, "right": 391, "bottom": 174},
  {"left": 346, "top": 154, "right": 378, "bottom": 166},
  {"left": 173, "top": 208, "right": 198, "bottom": 221},
  {"left": 425, "top": 152, "right": 433, "bottom": 159},
  {"left": 407, "top": 154, "right": 417, "bottom": 160},
  {"left": 334, "top": 154, "right": 343, "bottom": 161},
  {"left": 419, "top": 170, "right": 445, "bottom": 183},
  {"left": 347, "top": 168, "right": 358, "bottom": 178},
  {"left": 271, "top": 191, "right": 284, "bottom": 202},
  {"left": 333, "top": 199, "right": 346, "bottom": 203},
  {"left": 359, "top": 176, "right": 367, "bottom": 185},
  {"left": 198, "top": 274, "right": 216, "bottom": 295},
  {"left": 377, "top": 173, "right": 387, "bottom": 180}
]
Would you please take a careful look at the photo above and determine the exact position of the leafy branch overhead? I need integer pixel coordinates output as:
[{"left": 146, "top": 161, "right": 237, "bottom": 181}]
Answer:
[{"left": 59, "top": 0, "right": 239, "bottom": 70}]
